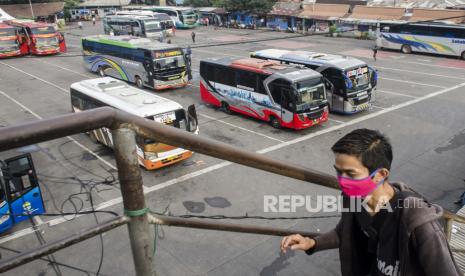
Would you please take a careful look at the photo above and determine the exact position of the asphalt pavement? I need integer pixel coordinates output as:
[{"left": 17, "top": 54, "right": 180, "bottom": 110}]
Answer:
[{"left": 0, "top": 20, "right": 464, "bottom": 275}]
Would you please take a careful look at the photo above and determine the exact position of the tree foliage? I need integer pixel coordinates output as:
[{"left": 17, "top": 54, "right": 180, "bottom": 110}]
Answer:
[
  {"left": 183, "top": 0, "right": 211, "bottom": 7},
  {"left": 64, "top": 0, "right": 79, "bottom": 9},
  {"left": 222, "top": 0, "right": 276, "bottom": 14}
]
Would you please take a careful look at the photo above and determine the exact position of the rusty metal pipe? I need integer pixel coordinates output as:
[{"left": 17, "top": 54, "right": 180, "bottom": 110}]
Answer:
[
  {"left": 0, "top": 216, "right": 129, "bottom": 273},
  {"left": 114, "top": 112, "right": 339, "bottom": 189},
  {"left": 149, "top": 214, "right": 319, "bottom": 238},
  {"left": 112, "top": 128, "right": 155, "bottom": 276},
  {"left": 0, "top": 107, "right": 116, "bottom": 152}
]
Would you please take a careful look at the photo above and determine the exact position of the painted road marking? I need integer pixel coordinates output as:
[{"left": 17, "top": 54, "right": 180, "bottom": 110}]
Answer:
[
  {"left": 377, "top": 89, "right": 418, "bottom": 99},
  {"left": 375, "top": 66, "right": 465, "bottom": 80},
  {"left": 1, "top": 80, "right": 464, "bottom": 245},
  {"left": 379, "top": 77, "right": 446, "bottom": 88},
  {"left": 199, "top": 113, "right": 285, "bottom": 143},
  {"left": 0, "top": 90, "right": 117, "bottom": 171}
]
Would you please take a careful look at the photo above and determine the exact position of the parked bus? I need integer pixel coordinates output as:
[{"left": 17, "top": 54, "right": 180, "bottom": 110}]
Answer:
[
  {"left": 7, "top": 20, "right": 66, "bottom": 55},
  {"left": 142, "top": 6, "right": 199, "bottom": 29},
  {"left": 377, "top": 22, "right": 465, "bottom": 60},
  {"left": 103, "top": 15, "right": 165, "bottom": 40},
  {"left": 0, "top": 23, "right": 26, "bottom": 58},
  {"left": 0, "top": 154, "right": 45, "bottom": 234},
  {"left": 70, "top": 77, "right": 199, "bottom": 170},
  {"left": 115, "top": 10, "right": 175, "bottom": 36},
  {"left": 200, "top": 57, "right": 329, "bottom": 130},
  {"left": 82, "top": 35, "right": 189, "bottom": 90},
  {"left": 251, "top": 49, "right": 377, "bottom": 114}
]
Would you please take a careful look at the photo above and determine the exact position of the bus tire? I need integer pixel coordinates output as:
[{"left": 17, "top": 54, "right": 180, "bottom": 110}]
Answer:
[
  {"left": 221, "top": 102, "right": 232, "bottom": 114},
  {"left": 269, "top": 116, "right": 281, "bottom": 129},
  {"left": 401, "top": 45, "right": 412, "bottom": 54},
  {"left": 135, "top": 76, "right": 144, "bottom": 89},
  {"left": 98, "top": 66, "right": 105, "bottom": 77},
  {"left": 461, "top": 51, "right": 465, "bottom": 60}
]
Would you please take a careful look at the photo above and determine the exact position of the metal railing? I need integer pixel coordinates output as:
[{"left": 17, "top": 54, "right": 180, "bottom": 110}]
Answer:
[{"left": 0, "top": 107, "right": 463, "bottom": 275}]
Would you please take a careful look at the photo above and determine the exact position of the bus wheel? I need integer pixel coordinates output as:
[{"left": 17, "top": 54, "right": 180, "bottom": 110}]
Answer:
[
  {"left": 221, "top": 102, "right": 232, "bottom": 114},
  {"left": 269, "top": 116, "right": 281, "bottom": 129},
  {"left": 401, "top": 45, "right": 412, "bottom": 54},
  {"left": 98, "top": 67, "right": 105, "bottom": 77},
  {"left": 461, "top": 51, "right": 465, "bottom": 60},
  {"left": 135, "top": 76, "right": 144, "bottom": 89}
]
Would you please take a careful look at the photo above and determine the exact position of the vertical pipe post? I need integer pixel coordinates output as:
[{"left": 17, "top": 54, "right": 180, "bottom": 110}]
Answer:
[
  {"left": 112, "top": 127, "right": 155, "bottom": 276},
  {"left": 445, "top": 218, "right": 453, "bottom": 242}
]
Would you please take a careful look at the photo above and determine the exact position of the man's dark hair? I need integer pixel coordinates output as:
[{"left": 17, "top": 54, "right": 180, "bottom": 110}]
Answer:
[{"left": 331, "top": 129, "right": 393, "bottom": 173}]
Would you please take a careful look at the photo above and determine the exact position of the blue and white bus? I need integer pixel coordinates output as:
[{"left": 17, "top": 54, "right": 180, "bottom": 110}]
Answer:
[
  {"left": 377, "top": 22, "right": 465, "bottom": 59},
  {"left": 251, "top": 49, "right": 378, "bottom": 114},
  {"left": 0, "top": 154, "right": 45, "bottom": 233}
]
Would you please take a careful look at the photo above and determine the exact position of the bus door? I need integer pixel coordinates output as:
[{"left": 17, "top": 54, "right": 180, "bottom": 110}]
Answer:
[
  {"left": 0, "top": 173, "right": 13, "bottom": 233},
  {"left": 321, "top": 68, "right": 345, "bottom": 112},
  {"left": 3, "top": 154, "right": 45, "bottom": 224}
]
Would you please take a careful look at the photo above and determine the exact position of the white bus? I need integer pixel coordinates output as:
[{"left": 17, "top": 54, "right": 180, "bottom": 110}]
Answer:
[
  {"left": 377, "top": 22, "right": 465, "bottom": 59},
  {"left": 251, "top": 49, "right": 378, "bottom": 114},
  {"left": 115, "top": 10, "right": 175, "bottom": 36},
  {"left": 70, "top": 77, "right": 199, "bottom": 170},
  {"left": 141, "top": 6, "right": 199, "bottom": 29}
]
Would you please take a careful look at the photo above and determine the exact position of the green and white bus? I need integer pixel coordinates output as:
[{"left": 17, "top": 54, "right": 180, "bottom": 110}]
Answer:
[
  {"left": 141, "top": 6, "right": 199, "bottom": 29},
  {"left": 82, "top": 35, "right": 189, "bottom": 90}
]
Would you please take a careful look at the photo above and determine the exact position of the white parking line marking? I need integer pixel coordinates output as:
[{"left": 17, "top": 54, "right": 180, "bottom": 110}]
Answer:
[
  {"left": 0, "top": 61, "right": 68, "bottom": 94},
  {"left": 199, "top": 113, "right": 284, "bottom": 143},
  {"left": 328, "top": 118, "right": 344, "bottom": 124},
  {"left": 36, "top": 59, "right": 93, "bottom": 78},
  {"left": 377, "top": 90, "right": 418, "bottom": 99},
  {"left": 375, "top": 66, "right": 465, "bottom": 80},
  {"left": 379, "top": 77, "right": 446, "bottom": 88},
  {"left": 2, "top": 81, "right": 464, "bottom": 245},
  {"left": 394, "top": 60, "right": 465, "bottom": 71},
  {"left": 0, "top": 90, "right": 117, "bottom": 171}
]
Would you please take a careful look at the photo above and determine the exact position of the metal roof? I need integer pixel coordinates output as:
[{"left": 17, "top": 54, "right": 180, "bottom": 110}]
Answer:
[
  {"left": 83, "top": 35, "right": 181, "bottom": 51},
  {"left": 252, "top": 49, "right": 367, "bottom": 71},
  {"left": 299, "top": 3, "right": 350, "bottom": 20},
  {"left": 70, "top": 77, "right": 183, "bottom": 118},
  {"left": 202, "top": 57, "right": 322, "bottom": 82}
]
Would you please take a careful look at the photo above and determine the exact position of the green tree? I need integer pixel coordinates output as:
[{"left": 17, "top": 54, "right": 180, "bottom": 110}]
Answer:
[
  {"left": 223, "top": 0, "right": 276, "bottom": 13},
  {"left": 183, "top": 0, "right": 211, "bottom": 7},
  {"left": 64, "top": 0, "right": 79, "bottom": 9}
]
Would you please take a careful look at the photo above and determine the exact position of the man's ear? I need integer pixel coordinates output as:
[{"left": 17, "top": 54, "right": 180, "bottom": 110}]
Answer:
[{"left": 376, "top": 168, "right": 390, "bottom": 182}]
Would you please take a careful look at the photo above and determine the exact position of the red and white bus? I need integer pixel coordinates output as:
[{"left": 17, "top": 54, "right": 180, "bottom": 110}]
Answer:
[
  {"left": 0, "top": 23, "right": 27, "bottom": 58},
  {"left": 200, "top": 57, "right": 329, "bottom": 130},
  {"left": 7, "top": 20, "right": 66, "bottom": 55}
]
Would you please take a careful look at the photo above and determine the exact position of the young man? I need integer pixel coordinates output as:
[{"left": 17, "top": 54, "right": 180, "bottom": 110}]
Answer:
[
  {"left": 281, "top": 129, "right": 462, "bottom": 276},
  {"left": 373, "top": 45, "right": 378, "bottom": 61}
]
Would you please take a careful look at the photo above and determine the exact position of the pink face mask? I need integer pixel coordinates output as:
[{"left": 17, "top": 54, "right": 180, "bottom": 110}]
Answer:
[{"left": 337, "top": 169, "right": 384, "bottom": 197}]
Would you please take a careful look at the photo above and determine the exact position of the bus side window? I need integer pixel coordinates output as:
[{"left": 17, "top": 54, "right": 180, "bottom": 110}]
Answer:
[
  {"left": 215, "top": 66, "right": 235, "bottom": 87},
  {"left": 269, "top": 79, "right": 293, "bottom": 110},
  {"left": 322, "top": 68, "right": 345, "bottom": 95},
  {"left": 256, "top": 75, "right": 268, "bottom": 95},
  {"left": 236, "top": 71, "right": 256, "bottom": 91}
]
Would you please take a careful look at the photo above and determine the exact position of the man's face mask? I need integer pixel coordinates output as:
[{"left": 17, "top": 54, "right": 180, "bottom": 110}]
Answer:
[{"left": 337, "top": 169, "right": 385, "bottom": 197}]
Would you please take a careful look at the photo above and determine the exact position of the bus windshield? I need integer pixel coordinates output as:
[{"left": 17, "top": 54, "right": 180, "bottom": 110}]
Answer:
[
  {"left": 31, "top": 26, "right": 56, "bottom": 35},
  {"left": 144, "top": 20, "right": 162, "bottom": 32},
  {"left": 294, "top": 78, "right": 326, "bottom": 112},
  {"left": 36, "top": 36, "right": 58, "bottom": 48},
  {"left": 0, "top": 28, "right": 16, "bottom": 37},
  {"left": 154, "top": 56, "right": 185, "bottom": 71},
  {"left": 345, "top": 66, "right": 369, "bottom": 93},
  {"left": 0, "top": 39, "right": 18, "bottom": 51}
]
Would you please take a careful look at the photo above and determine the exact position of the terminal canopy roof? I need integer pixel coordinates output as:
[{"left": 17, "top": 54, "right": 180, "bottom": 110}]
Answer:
[
  {"left": 409, "top": 8, "right": 465, "bottom": 23},
  {"left": 298, "top": 3, "right": 350, "bottom": 20},
  {"left": 269, "top": 1, "right": 302, "bottom": 17},
  {"left": 345, "top": 6, "right": 406, "bottom": 21}
]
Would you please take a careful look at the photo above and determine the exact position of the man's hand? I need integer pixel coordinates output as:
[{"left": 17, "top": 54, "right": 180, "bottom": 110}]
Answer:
[{"left": 280, "top": 234, "right": 315, "bottom": 253}]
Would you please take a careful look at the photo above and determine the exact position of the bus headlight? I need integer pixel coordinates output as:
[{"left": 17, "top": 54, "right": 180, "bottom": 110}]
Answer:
[{"left": 144, "top": 152, "right": 158, "bottom": 160}]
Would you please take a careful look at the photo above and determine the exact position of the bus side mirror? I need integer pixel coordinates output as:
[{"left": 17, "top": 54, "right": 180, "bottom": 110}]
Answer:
[{"left": 186, "top": 104, "right": 198, "bottom": 132}]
